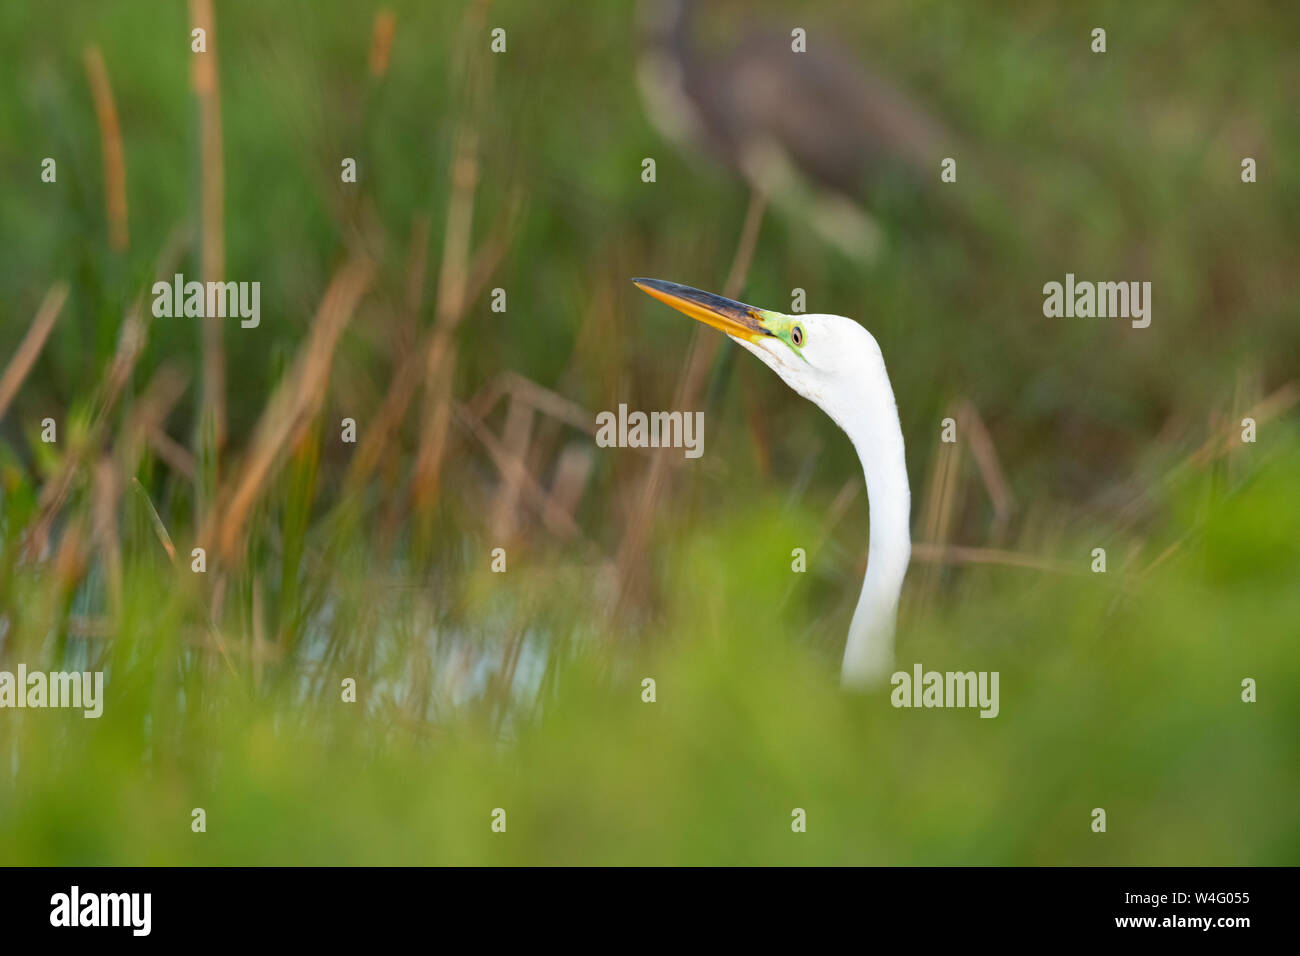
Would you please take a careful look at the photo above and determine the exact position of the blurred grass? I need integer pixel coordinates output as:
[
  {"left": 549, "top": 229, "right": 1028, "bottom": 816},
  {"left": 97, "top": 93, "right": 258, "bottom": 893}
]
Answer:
[
  {"left": 3, "top": 442, "right": 1298, "bottom": 865},
  {"left": 1, "top": 0, "right": 1298, "bottom": 863}
]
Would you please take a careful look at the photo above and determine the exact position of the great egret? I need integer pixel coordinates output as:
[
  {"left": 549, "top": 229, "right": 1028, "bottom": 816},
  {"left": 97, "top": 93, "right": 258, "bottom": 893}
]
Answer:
[{"left": 634, "top": 278, "right": 910, "bottom": 687}]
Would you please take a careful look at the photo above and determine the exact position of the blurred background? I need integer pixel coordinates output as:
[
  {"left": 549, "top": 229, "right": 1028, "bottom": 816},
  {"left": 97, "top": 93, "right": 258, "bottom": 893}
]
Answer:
[{"left": 0, "top": 0, "right": 1297, "bottom": 864}]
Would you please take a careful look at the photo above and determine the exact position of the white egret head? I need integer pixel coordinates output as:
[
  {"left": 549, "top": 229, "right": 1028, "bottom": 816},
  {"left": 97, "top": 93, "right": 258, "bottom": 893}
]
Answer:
[{"left": 632, "top": 278, "right": 897, "bottom": 449}]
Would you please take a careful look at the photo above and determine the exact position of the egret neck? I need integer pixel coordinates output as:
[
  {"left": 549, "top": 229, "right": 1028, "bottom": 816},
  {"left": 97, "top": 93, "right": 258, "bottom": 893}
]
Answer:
[{"left": 835, "top": 373, "right": 911, "bottom": 688}]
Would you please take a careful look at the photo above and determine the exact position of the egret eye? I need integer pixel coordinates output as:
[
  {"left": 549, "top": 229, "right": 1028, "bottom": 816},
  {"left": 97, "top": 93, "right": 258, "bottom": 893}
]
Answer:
[{"left": 791, "top": 325, "right": 804, "bottom": 347}]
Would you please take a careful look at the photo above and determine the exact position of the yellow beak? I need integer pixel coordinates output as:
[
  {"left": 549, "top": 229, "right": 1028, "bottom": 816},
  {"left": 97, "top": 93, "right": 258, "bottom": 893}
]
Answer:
[{"left": 633, "top": 278, "right": 775, "bottom": 343}]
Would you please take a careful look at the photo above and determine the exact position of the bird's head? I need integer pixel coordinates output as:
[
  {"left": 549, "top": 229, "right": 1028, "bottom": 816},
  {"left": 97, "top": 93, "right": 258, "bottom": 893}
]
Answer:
[{"left": 632, "top": 278, "right": 893, "bottom": 435}]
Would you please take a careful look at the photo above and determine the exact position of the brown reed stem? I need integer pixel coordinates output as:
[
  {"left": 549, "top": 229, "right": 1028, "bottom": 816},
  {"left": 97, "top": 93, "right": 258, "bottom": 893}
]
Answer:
[
  {"left": 0, "top": 283, "right": 68, "bottom": 421},
  {"left": 83, "top": 46, "right": 129, "bottom": 251},
  {"left": 190, "top": 0, "right": 227, "bottom": 450},
  {"left": 210, "top": 258, "right": 374, "bottom": 561}
]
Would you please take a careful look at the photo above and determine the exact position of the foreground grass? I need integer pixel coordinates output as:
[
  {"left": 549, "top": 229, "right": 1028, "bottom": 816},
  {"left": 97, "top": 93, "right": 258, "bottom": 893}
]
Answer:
[{"left": 2, "top": 441, "right": 1296, "bottom": 865}]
